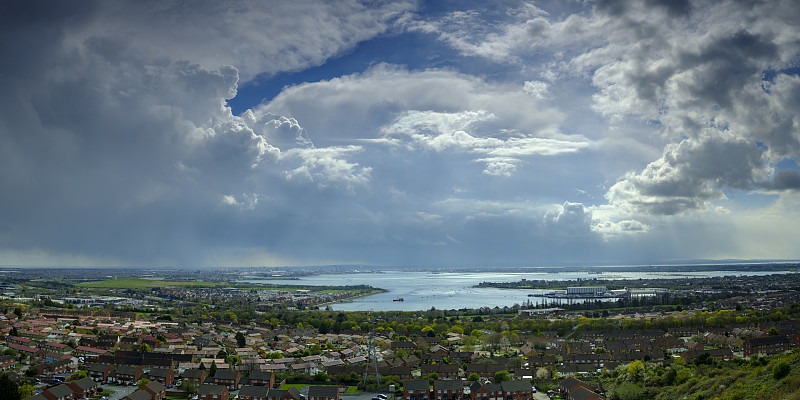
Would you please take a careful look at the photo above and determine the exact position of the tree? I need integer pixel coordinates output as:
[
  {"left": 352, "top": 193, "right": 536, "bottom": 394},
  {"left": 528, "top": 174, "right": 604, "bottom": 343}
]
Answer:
[
  {"left": 10, "top": 326, "right": 19, "bottom": 337},
  {"left": 25, "top": 367, "right": 38, "bottom": 377},
  {"left": 313, "top": 372, "right": 329, "bottom": 382},
  {"left": 137, "top": 379, "right": 151, "bottom": 388},
  {"left": 0, "top": 374, "right": 19, "bottom": 400},
  {"left": 217, "top": 349, "right": 228, "bottom": 359},
  {"left": 493, "top": 370, "right": 510, "bottom": 383},
  {"left": 18, "top": 383, "right": 35, "bottom": 400},
  {"left": 611, "top": 381, "right": 641, "bottom": 400},
  {"left": 180, "top": 380, "right": 198, "bottom": 395},
  {"left": 236, "top": 331, "right": 247, "bottom": 348},
  {"left": 535, "top": 367, "right": 550, "bottom": 380},
  {"left": 199, "top": 362, "right": 206, "bottom": 371},
  {"left": 773, "top": 360, "right": 790, "bottom": 380},
  {"left": 210, "top": 361, "right": 218, "bottom": 377},
  {"left": 767, "top": 327, "right": 780, "bottom": 336},
  {"left": 138, "top": 343, "right": 151, "bottom": 353},
  {"left": 468, "top": 373, "right": 480, "bottom": 381},
  {"left": 627, "top": 360, "right": 644, "bottom": 382},
  {"left": 506, "top": 357, "right": 524, "bottom": 371}
]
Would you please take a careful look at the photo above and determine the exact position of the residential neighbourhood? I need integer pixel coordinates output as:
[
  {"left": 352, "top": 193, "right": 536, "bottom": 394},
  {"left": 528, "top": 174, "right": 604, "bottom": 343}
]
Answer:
[{"left": 0, "top": 267, "right": 799, "bottom": 400}]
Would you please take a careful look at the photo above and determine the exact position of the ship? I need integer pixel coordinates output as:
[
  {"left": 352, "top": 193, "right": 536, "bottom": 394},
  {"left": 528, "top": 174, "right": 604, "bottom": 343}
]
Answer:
[{"left": 393, "top": 297, "right": 404, "bottom": 302}]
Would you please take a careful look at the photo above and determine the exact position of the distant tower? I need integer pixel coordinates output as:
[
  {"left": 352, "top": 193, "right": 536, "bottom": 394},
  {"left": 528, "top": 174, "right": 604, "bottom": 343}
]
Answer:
[{"left": 363, "top": 315, "right": 381, "bottom": 390}]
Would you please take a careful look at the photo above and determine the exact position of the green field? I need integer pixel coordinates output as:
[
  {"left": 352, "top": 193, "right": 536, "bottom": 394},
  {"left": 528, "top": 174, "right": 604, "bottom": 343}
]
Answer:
[
  {"left": 77, "top": 278, "right": 220, "bottom": 288},
  {"left": 278, "top": 384, "right": 359, "bottom": 394}
]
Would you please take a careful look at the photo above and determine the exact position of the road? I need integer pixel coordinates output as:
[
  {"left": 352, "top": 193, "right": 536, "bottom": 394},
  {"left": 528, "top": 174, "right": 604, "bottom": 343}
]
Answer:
[{"left": 100, "top": 384, "right": 138, "bottom": 400}]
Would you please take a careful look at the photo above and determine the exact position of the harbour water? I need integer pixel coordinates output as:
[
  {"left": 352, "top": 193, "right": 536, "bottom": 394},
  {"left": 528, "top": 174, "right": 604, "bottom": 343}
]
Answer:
[{"left": 242, "top": 268, "right": 790, "bottom": 311}]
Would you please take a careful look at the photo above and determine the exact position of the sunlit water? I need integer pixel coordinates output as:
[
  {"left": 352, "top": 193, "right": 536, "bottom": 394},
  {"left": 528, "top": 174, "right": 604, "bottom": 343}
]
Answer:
[{"left": 241, "top": 269, "right": 788, "bottom": 311}]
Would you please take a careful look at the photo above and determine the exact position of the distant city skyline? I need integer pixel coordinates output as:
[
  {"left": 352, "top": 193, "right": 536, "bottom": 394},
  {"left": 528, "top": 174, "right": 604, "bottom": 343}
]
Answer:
[{"left": 1, "top": 0, "right": 800, "bottom": 268}]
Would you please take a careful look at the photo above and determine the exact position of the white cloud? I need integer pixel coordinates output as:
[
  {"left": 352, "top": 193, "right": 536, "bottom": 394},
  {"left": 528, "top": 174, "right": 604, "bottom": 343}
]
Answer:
[
  {"left": 70, "top": 1, "right": 416, "bottom": 81},
  {"left": 544, "top": 202, "right": 593, "bottom": 236},
  {"left": 523, "top": 80, "right": 549, "bottom": 99},
  {"left": 279, "top": 146, "right": 372, "bottom": 191},
  {"left": 380, "top": 109, "right": 590, "bottom": 176}
]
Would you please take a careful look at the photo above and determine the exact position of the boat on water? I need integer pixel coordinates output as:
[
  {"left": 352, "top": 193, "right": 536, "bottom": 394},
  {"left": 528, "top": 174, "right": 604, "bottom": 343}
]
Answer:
[{"left": 393, "top": 297, "right": 404, "bottom": 302}]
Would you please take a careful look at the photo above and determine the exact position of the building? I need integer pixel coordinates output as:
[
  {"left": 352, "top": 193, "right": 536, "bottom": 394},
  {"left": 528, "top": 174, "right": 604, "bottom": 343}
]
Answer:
[
  {"left": 199, "top": 384, "right": 229, "bottom": 400},
  {"left": 403, "top": 379, "right": 431, "bottom": 400},
  {"left": 307, "top": 385, "right": 340, "bottom": 400},
  {"left": 744, "top": 336, "right": 790, "bottom": 357},
  {"left": 433, "top": 379, "right": 462, "bottom": 400},
  {"left": 239, "top": 386, "right": 270, "bottom": 400},
  {"left": 566, "top": 287, "right": 606, "bottom": 296}
]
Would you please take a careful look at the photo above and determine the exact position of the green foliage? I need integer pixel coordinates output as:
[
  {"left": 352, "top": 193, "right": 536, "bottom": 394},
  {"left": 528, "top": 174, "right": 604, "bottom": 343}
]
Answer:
[
  {"left": 468, "top": 372, "right": 480, "bottom": 381},
  {"left": 611, "top": 381, "right": 641, "bottom": 400},
  {"left": 236, "top": 331, "right": 247, "bottom": 348},
  {"left": 773, "top": 361, "right": 790, "bottom": 380},
  {"left": 18, "top": 383, "right": 35, "bottom": 399},
  {"left": 0, "top": 374, "right": 19, "bottom": 400},
  {"left": 180, "top": 379, "right": 198, "bottom": 395},
  {"left": 313, "top": 372, "right": 329, "bottom": 382},
  {"left": 493, "top": 370, "right": 510, "bottom": 383},
  {"left": 694, "top": 353, "right": 714, "bottom": 366},
  {"left": 137, "top": 379, "right": 151, "bottom": 388}
]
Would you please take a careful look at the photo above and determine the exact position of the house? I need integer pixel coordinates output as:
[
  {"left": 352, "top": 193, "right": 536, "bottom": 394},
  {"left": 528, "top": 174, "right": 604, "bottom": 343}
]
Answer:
[
  {"left": 239, "top": 385, "right": 270, "bottom": 400},
  {"left": 465, "top": 363, "right": 506, "bottom": 379},
  {"left": 421, "top": 364, "right": 460, "bottom": 379},
  {"left": 562, "top": 354, "right": 610, "bottom": 368},
  {"left": 123, "top": 391, "right": 154, "bottom": 400},
  {"left": 403, "top": 379, "right": 431, "bottom": 400},
  {"left": 212, "top": 369, "right": 242, "bottom": 389},
  {"left": 682, "top": 349, "right": 733, "bottom": 363},
  {"left": 433, "top": 379, "right": 462, "bottom": 400},
  {"left": 147, "top": 367, "right": 175, "bottom": 386},
  {"left": 499, "top": 380, "right": 533, "bottom": 400},
  {"left": 266, "top": 386, "right": 302, "bottom": 400},
  {"left": 75, "top": 346, "right": 109, "bottom": 360},
  {"left": 560, "top": 377, "right": 593, "bottom": 398},
  {"left": 0, "top": 356, "right": 15, "bottom": 371},
  {"left": 31, "top": 359, "right": 74, "bottom": 377},
  {"left": 392, "top": 341, "right": 417, "bottom": 351},
  {"left": 40, "top": 384, "right": 74, "bottom": 400},
  {"left": 469, "top": 381, "right": 503, "bottom": 400},
  {"left": 199, "top": 384, "right": 229, "bottom": 400},
  {"left": 568, "top": 386, "right": 605, "bottom": 400},
  {"left": 41, "top": 342, "right": 71, "bottom": 354},
  {"left": 248, "top": 370, "right": 275, "bottom": 387},
  {"left": 181, "top": 368, "right": 208, "bottom": 384},
  {"left": 378, "top": 365, "right": 412, "bottom": 380},
  {"left": 744, "top": 336, "right": 790, "bottom": 357},
  {"left": 66, "top": 377, "right": 101, "bottom": 399},
  {"left": 139, "top": 380, "right": 168, "bottom": 400},
  {"left": 307, "top": 385, "right": 340, "bottom": 400},
  {"left": 113, "top": 365, "right": 144, "bottom": 385}
]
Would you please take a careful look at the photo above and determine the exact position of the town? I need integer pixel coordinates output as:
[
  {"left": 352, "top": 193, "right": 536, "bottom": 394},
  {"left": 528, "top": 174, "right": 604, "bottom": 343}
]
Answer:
[{"left": 0, "top": 268, "right": 798, "bottom": 400}]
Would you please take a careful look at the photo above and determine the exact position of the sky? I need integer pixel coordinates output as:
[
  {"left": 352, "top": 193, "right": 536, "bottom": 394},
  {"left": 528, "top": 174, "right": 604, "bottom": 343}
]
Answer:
[{"left": 1, "top": 0, "right": 800, "bottom": 268}]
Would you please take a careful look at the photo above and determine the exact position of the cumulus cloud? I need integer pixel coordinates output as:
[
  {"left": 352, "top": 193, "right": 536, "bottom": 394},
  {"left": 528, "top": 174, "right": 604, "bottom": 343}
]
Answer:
[
  {"left": 379, "top": 110, "right": 590, "bottom": 176},
  {"left": 544, "top": 202, "right": 593, "bottom": 236},
  {"left": 3, "top": 0, "right": 800, "bottom": 267}
]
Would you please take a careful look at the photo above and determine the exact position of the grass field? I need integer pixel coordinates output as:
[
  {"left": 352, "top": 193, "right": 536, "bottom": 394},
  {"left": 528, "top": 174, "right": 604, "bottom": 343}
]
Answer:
[
  {"left": 77, "top": 278, "right": 221, "bottom": 288},
  {"left": 278, "top": 384, "right": 360, "bottom": 394}
]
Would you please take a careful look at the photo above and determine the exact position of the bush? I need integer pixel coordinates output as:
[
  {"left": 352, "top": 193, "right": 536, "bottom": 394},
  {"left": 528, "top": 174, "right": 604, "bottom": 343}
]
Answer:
[{"left": 773, "top": 361, "right": 790, "bottom": 380}]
